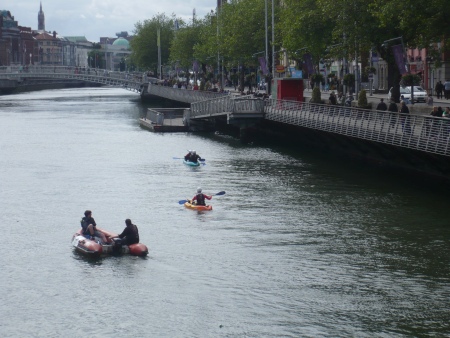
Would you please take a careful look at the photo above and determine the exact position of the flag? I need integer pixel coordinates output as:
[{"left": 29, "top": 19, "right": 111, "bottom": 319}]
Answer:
[
  {"left": 157, "top": 28, "right": 160, "bottom": 47},
  {"left": 174, "top": 20, "right": 179, "bottom": 31},
  {"left": 193, "top": 60, "right": 199, "bottom": 73},
  {"left": 258, "top": 56, "right": 269, "bottom": 75},
  {"left": 391, "top": 44, "right": 408, "bottom": 75},
  {"left": 303, "top": 53, "right": 314, "bottom": 74}
]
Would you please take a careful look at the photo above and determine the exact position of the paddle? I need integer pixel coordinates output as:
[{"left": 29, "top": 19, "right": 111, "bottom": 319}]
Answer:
[
  {"left": 173, "top": 157, "right": 206, "bottom": 161},
  {"left": 178, "top": 191, "right": 226, "bottom": 205}
]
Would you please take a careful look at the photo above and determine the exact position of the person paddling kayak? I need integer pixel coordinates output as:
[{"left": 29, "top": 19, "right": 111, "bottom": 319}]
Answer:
[
  {"left": 184, "top": 150, "right": 203, "bottom": 163},
  {"left": 191, "top": 187, "right": 212, "bottom": 206}
]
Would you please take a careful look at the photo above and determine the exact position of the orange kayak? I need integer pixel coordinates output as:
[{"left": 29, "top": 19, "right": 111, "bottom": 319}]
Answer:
[{"left": 184, "top": 200, "right": 212, "bottom": 211}]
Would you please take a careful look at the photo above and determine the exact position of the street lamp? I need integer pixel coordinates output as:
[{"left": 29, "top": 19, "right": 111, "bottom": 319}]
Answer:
[
  {"left": 30, "top": 53, "right": 32, "bottom": 65},
  {"left": 104, "top": 38, "right": 109, "bottom": 70}
]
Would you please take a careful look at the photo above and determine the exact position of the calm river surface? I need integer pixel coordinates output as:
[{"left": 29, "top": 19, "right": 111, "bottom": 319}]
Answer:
[{"left": 0, "top": 88, "right": 449, "bottom": 337}]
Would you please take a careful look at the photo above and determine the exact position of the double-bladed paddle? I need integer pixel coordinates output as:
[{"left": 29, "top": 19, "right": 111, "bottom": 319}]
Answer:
[{"left": 178, "top": 191, "right": 226, "bottom": 205}]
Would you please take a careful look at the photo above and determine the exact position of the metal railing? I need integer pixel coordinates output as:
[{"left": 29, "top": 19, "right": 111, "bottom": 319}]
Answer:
[
  {"left": 0, "top": 65, "right": 144, "bottom": 93},
  {"left": 265, "top": 98, "right": 450, "bottom": 156},
  {"left": 147, "top": 82, "right": 230, "bottom": 104},
  {"left": 189, "top": 95, "right": 265, "bottom": 119}
]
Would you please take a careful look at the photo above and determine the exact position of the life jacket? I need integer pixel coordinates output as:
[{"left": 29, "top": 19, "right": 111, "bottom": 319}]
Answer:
[
  {"left": 80, "top": 217, "right": 89, "bottom": 232},
  {"left": 196, "top": 193, "right": 206, "bottom": 206}
]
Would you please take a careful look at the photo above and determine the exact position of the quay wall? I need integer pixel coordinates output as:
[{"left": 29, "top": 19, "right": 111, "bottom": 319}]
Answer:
[{"left": 249, "top": 119, "right": 450, "bottom": 184}]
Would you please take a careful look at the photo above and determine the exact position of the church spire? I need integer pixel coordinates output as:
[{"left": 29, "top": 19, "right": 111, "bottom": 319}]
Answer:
[{"left": 38, "top": 1, "right": 45, "bottom": 31}]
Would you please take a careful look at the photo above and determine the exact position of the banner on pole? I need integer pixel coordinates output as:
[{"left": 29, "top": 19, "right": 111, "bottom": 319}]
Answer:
[
  {"left": 303, "top": 53, "right": 314, "bottom": 75},
  {"left": 258, "top": 56, "right": 269, "bottom": 75},
  {"left": 391, "top": 44, "right": 407, "bottom": 75},
  {"left": 157, "top": 28, "right": 160, "bottom": 47},
  {"left": 193, "top": 60, "right": 199, "bottom": 73}
]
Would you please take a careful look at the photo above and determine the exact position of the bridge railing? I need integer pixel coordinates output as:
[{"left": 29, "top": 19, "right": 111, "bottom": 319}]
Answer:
[
  {"left": 189, "top": 95, "right": 264, "bottom": 118},
  {"left": 265, "top": 98, "right": 450, "bottom": 156},
  {"left": 0, "top": 66, "right": 144, "bottom": 92},
  {"left": 147, "top": 82, "right": 230, "bottom": 104}
]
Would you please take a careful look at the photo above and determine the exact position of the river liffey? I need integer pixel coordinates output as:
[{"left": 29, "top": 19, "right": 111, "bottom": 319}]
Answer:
[{"left": 0, "top": 88, "right": 449, "bottom": 337}]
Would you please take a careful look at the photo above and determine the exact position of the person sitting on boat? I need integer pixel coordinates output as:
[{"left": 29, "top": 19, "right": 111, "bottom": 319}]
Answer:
[
  {"left": 189, "top": 150, "right": 203, "bottom": 163},
  {"left": 109, "top": 219, "right": 140, "bottom": 246},
  {"left": 80, "top": 210, "right": 108, "bottom": 243},
  {"left": 191, "top": 188, "right": 212, "bottom": 206},
  {"left": 184, "top": 150, "right": 203, "bottom": 163}
]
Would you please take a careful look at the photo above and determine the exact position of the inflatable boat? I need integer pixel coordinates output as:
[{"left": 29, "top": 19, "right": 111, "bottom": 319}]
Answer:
[{"left": 72, "top": 228, "right": 148, "bottom": 257}]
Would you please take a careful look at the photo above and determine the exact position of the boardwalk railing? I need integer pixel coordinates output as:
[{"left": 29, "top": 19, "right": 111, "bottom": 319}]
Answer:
[
  {"left": 190, "top": 95, "right": 264, "bottom": 118},
  {"left": 147, "top": 82, "right": 230, "bottom": 104},
  {"left": 265, "top": 98, "right": 450, "bottom": 156},
  {"left": 0, "top": 65, "right": 144, "bottom": 93}
]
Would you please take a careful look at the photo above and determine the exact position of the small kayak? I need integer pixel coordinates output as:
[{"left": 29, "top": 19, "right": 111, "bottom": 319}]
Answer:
[
  {"left": 184, "top": 200, "right": 212, "bottom": 211},
  {"left": 183, "top": 159, "right": 200, "bottom": 167}
]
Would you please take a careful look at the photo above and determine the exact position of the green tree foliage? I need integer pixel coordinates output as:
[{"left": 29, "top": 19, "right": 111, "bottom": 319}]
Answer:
[
  {"left": 310, "top": 87, "right": 322, "bottom": 103},
  {"left": 130, "top": 13, "right": 179, "bottom": 73},
  {"left": 357, "top": 89, "right": 369, "bottom": 108},
  {"left": 279, "top": 0, "right": 334, "bottom": 63},
  {"left": 170, "top": 22, "right": 203, "bottom": 72},
  {"left": 87, "top": 50, "right": 104, "bottom": 68}
]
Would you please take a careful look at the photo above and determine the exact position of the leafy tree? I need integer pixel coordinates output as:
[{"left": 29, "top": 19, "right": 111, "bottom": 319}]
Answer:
[
  {"left": 130, "top": 13, "right": 179, "bottom": 74},
  {"left": 87, "top": 50, "right": 104, "bottom": 68},
  {"left": 310, "top": 87, "right": 323, "bottom": 103},
  {"left": 278, "top": 0, "right": 334, "bottom": 66},
  {"left": 170, "top": 22, "right": 203, "bottom": 74}
]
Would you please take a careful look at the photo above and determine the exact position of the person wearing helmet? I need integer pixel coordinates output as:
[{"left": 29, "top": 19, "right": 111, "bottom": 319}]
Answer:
[
  {"left": 191, "top": 187, "right": 212, "bottom": 206},
  {"left": 184, "top": 150, "right": 203, "bottom": 163}
]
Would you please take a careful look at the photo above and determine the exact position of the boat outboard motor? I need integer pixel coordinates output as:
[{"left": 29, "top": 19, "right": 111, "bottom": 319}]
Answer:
[{"left": 112, "top": 238, "right": 123, "bottom": 255}]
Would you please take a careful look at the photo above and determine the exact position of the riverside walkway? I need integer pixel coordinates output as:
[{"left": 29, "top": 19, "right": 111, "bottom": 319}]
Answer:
[{"left": 1, "top": 66, "right": 448, "bottom": 158}]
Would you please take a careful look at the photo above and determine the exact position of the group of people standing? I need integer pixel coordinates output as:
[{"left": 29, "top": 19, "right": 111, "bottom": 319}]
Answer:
[{"left": 435, "top": 81, "right": 450, "bottom": 100}]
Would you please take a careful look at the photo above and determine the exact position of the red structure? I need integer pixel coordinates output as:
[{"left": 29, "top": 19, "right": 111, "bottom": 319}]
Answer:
[{"left": 274, "top": 78, "right": 304, "bottom": 102}]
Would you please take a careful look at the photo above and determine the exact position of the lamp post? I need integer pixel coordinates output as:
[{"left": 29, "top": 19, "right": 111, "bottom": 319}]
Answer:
[
  {"left": 104, "top": 38, "right": 109, "bottom": 70},
  {"left": 30, "top": 53, "right": 32, "bottom": 65}
]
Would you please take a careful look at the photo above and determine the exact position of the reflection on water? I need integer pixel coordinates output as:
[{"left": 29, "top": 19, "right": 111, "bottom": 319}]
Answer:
[{"left": 0, "top": 88, "right": 448, "bottom": 336}]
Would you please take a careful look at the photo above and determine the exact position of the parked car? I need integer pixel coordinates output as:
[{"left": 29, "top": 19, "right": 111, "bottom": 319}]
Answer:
[
  {"left": 412, "top": 86, "right": 427, "bottom": 102},
  {"left": 388, "top": 86, "right": 410, "bottom": 102},
  {"left": 387, "top": 86, "right": 427, "bottom": 103}
]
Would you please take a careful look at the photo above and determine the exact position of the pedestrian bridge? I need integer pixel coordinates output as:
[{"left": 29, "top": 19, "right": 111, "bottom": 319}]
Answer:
[
  {"left": 1, "top": 66, "right": 448, "bottom": 159},
  {"left": 0, "top": 65, "right": 242, "bottom": 100}
]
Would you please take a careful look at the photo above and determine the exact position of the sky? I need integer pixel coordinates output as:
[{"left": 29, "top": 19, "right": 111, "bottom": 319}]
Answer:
[{"left": 4, "top": 0, "right": 216, "bottom": 42}]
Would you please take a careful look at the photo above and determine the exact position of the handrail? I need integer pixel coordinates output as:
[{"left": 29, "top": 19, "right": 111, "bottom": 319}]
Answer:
[{"left": 265, "top": 98, "right": 450, "bottom": 156}]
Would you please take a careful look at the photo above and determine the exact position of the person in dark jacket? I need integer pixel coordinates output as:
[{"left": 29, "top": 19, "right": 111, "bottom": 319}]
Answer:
[
  {"left": 191, "top": 187, "right": 212, "bottom": 206},
  {"left": 184, "top": 150, "right": 203, "bottom": 163},
  {"left": 110, "top": 219, "right": 139, "bottom": 245},
  {"left": 399, "top": 101, "right": 411, "bottom": 134},
  {"left": 387, "top": 99, "right": 398, "bottom": 129},
  {"left": 80, "top": 210, "right": 108, "bottom": 243},
  {"left": 376, "top": 98, "right": 387, "bottom": 111}
]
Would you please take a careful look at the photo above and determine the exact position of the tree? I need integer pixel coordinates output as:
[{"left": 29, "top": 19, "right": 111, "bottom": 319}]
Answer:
[
  {"left": 130, "top": 13, "right": 179, "bottom": 74},
  {"left": 279, "top": 0, "right": 334, "bottom": 64}
]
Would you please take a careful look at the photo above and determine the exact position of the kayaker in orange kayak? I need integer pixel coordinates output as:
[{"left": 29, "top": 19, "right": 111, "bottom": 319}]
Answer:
[{"left": 191, "top": 187, "right": 212, "bottom": 206}]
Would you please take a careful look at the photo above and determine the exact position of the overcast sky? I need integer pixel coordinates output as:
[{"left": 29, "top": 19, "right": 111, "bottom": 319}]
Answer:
[{"left": 4, "top": 1, "right": 215, "bottom": 42}]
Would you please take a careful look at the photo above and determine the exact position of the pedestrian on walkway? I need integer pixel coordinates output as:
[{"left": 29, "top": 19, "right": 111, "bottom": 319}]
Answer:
[
  {"left": 388, "top": 99, "right": 398, "bottom": 129},
  {"left": 426, "top": 94, "right": 434, "bottom": 107},
  {"left": 435, "top": 81, "right": 443, "bottom": 99},
  {"left": 376, "top": 98, "right": 387, "bottom": 111},
  {"left": 400, "top": 101, "right": 411, "bottom": 134},
  {"left": 444, "top": 80, "right": 450, "bottom": 99}
]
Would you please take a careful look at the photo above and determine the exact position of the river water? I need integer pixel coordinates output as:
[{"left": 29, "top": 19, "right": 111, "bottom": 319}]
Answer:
[{"left": 0, "top": 87, "right": 448, "bottom": 337}]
